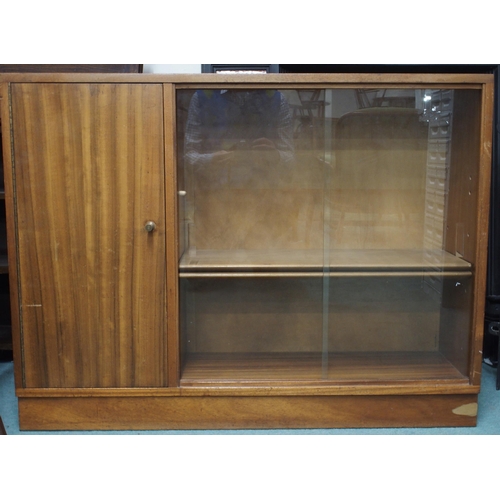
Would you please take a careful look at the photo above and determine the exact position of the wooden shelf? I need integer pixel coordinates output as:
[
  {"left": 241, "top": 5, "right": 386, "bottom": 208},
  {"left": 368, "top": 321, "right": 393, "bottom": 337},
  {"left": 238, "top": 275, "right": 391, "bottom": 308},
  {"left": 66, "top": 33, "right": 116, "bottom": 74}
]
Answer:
[
  {"left": 180, "top": 351, "right": 467, "bottom": 386},
  {"left": 179, "top": 249, "right": 471, "bottom": 277}
]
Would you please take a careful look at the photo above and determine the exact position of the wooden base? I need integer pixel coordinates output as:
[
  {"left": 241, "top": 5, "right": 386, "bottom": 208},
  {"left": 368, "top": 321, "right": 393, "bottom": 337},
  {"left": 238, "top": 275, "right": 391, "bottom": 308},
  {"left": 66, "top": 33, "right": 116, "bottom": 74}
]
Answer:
[{"left": 18, "top": 393, "right": 478, "bottom": 431}]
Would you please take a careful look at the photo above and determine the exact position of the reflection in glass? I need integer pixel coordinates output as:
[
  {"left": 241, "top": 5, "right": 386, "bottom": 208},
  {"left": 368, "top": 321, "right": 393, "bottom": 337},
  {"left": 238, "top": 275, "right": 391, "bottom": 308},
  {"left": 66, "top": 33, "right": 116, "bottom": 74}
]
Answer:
[{"left": 176, "top": 87, "right": 480, "bottom": 385}]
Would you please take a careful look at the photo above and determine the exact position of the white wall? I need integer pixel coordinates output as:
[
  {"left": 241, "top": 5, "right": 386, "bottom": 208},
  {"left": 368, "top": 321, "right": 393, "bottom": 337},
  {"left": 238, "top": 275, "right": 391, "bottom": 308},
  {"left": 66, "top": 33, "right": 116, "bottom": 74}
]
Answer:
[{"left": 143, "top": 64, "right": 201, "bottom": 74}]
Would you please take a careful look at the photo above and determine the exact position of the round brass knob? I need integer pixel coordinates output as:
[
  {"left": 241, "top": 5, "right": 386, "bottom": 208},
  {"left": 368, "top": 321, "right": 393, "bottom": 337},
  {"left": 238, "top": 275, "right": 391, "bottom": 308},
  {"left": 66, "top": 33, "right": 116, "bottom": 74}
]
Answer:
[{"left": 145, "top": 221, "right": 157, "bottom": 233}]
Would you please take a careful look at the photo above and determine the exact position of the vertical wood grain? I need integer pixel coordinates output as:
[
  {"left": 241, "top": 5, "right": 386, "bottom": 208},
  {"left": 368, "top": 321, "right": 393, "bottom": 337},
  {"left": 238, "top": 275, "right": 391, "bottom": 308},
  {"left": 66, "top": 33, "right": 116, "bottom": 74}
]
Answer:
[
  {"left": 1, "top": 82, "right": 24, "bottom": 388},
  {"left": 439, "top": 90, "right": 483, "bottom": 376},
  {"left": 164, "top": 84, "right": 180, "bottom": 386},
  {"left": 11, "top": 83, "right": 166, "bottom": 388},
  {"left": 470, "top": 81, "right": 494, "bottom": 385}
]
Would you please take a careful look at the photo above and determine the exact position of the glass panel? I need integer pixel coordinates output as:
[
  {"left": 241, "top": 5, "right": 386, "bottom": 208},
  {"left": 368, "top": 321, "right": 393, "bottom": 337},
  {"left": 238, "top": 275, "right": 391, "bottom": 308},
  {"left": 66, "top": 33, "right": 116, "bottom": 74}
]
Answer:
[{"left": 176, "top": 86, "right": 481, "bottom": 385}]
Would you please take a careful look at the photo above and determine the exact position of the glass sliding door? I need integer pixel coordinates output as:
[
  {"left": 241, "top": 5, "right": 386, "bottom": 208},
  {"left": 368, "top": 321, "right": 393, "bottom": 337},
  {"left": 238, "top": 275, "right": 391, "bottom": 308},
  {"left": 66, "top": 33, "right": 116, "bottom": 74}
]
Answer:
[{"left": 176, "top": 85, "right": 481, "bottom": 385}]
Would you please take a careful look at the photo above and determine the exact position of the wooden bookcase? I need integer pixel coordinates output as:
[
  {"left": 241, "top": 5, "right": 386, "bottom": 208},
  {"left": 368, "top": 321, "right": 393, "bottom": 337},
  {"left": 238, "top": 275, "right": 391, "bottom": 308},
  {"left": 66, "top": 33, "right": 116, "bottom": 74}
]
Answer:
[{"left": 0, "top": 73, "right": 494, "bottom": 430}]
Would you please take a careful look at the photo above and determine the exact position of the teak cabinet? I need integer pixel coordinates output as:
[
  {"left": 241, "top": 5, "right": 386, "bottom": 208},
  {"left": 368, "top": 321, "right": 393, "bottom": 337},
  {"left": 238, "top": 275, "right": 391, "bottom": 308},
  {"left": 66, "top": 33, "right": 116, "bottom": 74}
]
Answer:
[{"left": 0, "top": 73, "right": 494, "bottom": 430}]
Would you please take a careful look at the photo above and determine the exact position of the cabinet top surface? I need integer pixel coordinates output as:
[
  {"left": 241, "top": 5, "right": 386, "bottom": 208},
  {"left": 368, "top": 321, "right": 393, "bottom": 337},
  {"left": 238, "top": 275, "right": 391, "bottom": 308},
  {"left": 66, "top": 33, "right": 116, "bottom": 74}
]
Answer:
[{"left": 0, "top": 73, "right": 494, "bottom": 85}]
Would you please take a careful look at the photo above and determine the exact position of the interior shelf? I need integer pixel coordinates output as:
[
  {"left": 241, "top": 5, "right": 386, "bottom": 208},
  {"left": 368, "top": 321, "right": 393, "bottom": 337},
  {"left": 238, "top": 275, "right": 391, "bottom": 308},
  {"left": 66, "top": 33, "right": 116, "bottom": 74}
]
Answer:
[
  {"left": 180, "top": 351, "right": 468, "bottom": 386},
  {"left": 179, "top": 249, "right": 471, "bottom": 277}
]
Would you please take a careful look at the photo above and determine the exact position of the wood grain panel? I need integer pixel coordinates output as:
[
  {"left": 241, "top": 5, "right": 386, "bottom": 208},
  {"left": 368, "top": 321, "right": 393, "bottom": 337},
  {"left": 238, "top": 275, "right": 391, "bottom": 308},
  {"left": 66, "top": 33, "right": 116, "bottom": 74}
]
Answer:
[
  {"left": 1, "top": 82, "right": 24, "bottom": 388},
  {"left": 440, "top": 89, "right": 482, "bottom": 377},
  {"left": 444, "top": 90, "right": 482, "bottom": 262},
  {"left": 18, "top": 393, "right": 478, "bottom": 430},
  {"left": 0, "top": 73, "right": 493, "bottom": 85},
  {"left": 11, "top": 83, "right": 166, "bottom": 388},
  {"left": 470, "top": 81, "right": 494, "bottom": 385}
]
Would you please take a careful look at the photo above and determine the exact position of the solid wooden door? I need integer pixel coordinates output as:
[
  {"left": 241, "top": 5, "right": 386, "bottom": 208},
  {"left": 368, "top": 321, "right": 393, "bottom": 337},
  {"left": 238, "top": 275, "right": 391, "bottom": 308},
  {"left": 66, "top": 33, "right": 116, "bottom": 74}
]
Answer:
[{"left": 10, "top": 83, "right": 166, "bottom": 388}]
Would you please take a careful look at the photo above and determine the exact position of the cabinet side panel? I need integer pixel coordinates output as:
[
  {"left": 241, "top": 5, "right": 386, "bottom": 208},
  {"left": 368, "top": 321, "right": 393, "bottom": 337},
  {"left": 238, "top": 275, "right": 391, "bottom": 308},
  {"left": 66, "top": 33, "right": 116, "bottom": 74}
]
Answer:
[
  {"left": 1, "top": 83, "right": 24, "bottom": 388},
  {"left": 440, "top": 90, "right": 482, "bottom": 376},
  {"left": 470, "top": 81, "right": 494, "bottom": 384},
  {"left": 11, "top": 83, "right": 166, "bottom": 388}
]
